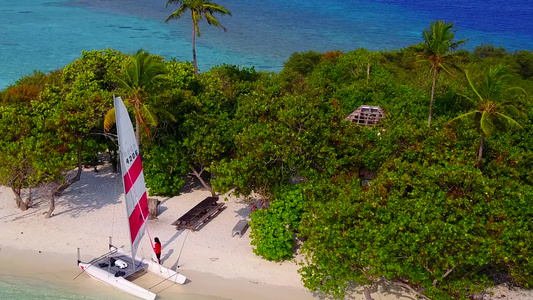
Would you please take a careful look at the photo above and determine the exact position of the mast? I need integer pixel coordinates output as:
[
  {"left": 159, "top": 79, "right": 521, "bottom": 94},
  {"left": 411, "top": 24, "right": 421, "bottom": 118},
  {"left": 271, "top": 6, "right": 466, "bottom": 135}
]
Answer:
[{"left": 114, "top": 96, "right": 149, "bottom": 265}]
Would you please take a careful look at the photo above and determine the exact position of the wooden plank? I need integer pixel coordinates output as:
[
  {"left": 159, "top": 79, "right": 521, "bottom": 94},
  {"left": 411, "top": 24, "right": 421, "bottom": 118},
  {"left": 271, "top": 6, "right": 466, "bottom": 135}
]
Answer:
[
  {"left": 191, "top": 203, "right": 225, "bottom": 231},
  {"left": 172, "top": 196, "right": 225, "bottom": 231},
  {"left": 171, "top": 196, "right": 218, "bottom": 226}
]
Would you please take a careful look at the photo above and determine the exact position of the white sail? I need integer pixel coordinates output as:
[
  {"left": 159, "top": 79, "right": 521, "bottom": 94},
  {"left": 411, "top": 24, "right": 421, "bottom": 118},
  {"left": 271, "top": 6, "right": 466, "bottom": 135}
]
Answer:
[{"left": 114, "top": 96, "right": 149, "bottom": 261}]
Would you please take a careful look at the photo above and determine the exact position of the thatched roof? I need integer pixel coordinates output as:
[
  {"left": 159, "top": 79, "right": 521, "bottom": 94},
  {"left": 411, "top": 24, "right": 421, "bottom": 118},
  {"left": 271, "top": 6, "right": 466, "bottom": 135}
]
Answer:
[{"left": 345, "top": 105, "right": 384, "bottom": 126}]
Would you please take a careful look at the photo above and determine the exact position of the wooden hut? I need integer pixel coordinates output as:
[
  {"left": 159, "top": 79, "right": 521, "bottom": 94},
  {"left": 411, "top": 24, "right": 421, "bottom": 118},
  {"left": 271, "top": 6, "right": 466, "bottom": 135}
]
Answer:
[{"left": 345, "top": 105, "right": 384, "bottom": 126}]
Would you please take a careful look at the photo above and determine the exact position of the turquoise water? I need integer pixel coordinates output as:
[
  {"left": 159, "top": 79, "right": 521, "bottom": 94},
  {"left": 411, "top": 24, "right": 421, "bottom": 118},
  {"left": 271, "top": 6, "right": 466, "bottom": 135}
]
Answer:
[
  {"left": 0, "top": 275, "right": 211, "bottom": 300},
  {"left": 0, "top": 276, "right": 96, "bottom": 300},
  {"left": 0, "top": 1, "right": 532, "bottom": 297},
  {"left": 1, "top": 0, "right": 532, "bottom": 89}
]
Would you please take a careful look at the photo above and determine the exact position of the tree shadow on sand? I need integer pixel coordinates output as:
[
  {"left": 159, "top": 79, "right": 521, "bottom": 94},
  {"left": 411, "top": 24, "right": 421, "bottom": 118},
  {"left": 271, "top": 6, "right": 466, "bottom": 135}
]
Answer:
[
  {"left": 309, "top": 279, "right": 419, "bottom": 300},
  {"left": 179, "top": 175, "right": 209, "bottom": 195},
  {"left": 52, "top": 165, "right": 123, "bottom": 218}
]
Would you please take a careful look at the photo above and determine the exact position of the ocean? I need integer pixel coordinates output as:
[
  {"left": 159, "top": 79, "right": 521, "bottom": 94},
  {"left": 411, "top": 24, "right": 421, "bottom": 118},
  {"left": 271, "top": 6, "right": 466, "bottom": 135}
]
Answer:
[
  {"left": 0, "top": 0, "right": 532, "bottom": 89},
  {"left": 0, "top": 0, "right": 532, "bottom": 298}
]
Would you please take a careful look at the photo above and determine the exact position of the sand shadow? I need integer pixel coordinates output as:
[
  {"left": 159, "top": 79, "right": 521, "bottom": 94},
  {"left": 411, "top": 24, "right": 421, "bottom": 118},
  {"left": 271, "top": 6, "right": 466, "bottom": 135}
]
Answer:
[
  {"left": 161, "top": 249, "right": 174, "bottom": 264},
  {"left": 4, "top": 186, "right": 60, "bottom": 221},
  {"left": 179, "top": 176, "right": 209, "bottom": 194},
  {"left": 234, "top": 203, "right": 251, "bottom": 219},
  {"left": 164, "top": 229, "right": 190, "bottom": 271},
  {"left": 325, "top": 279, "right": 419, "bottom": 300},
  {"left": 52, "top": 165, "right": 123, "bottom": 218}
]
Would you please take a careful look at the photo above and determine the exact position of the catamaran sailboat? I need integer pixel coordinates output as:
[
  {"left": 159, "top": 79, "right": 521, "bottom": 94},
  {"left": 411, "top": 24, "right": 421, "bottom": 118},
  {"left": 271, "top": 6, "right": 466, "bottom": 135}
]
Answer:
[{"left": 77, "top": 96, "right": 186, "bottom": 300}]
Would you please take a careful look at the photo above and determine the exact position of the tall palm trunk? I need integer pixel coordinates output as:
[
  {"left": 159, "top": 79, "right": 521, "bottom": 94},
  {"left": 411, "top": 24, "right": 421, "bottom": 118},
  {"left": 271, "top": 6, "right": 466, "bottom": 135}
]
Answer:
[
  {"left": 192, "top": 18, "right": 198, "bottom": 77},
  {"left": 477, "top": 133, "right": 485, "bottom": 168},
  {"left": 366, "top": 61, "right": 371, "bottom": 85},
  {"left": 427, "top": 67, "right": 438, "bottom": 127},
  {"left": 135, "top": 116, "right": 141, "bottom": 145}
]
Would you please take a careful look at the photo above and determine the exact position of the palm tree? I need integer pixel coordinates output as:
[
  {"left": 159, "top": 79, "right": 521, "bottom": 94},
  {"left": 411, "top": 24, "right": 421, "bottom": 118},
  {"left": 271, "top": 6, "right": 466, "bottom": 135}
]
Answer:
[
  {"left": 165, "top": 0, "right": 231, "bottom": 77},
  {"left": 448, "top": 65, "right": 527, "bottom": 168},
  {"left": 104, "top": 49, "right": 167, "bottom": 145},
  {"left": 422, "top": 20, "right": 467, "bottom": 127}
]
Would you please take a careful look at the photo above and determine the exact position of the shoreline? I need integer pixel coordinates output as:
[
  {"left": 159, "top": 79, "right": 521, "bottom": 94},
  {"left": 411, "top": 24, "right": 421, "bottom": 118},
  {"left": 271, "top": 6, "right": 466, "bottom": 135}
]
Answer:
[
  {"left": 0, "top": 166, "right": 319, "bottom": 300},
  {"left": 0, "top": 246, "right": 316, "bottom": 300}
]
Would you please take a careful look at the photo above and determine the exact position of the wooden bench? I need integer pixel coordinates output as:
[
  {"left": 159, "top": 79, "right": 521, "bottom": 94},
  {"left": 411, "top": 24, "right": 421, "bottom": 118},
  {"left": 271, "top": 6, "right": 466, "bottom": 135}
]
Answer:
[
  {"left": 171, "top": 196, "right": 225, "bottom": 231},
  {"left": 232, "top": 219, "right": 249, "bottom": 237},
  {"left": 190, "top": 202, "right": 225, "bottom": 231}
]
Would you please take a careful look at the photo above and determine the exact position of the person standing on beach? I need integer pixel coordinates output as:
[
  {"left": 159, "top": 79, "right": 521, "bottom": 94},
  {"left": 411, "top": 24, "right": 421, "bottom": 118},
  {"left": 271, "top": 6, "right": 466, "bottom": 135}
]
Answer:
[{"left": 154, "top": 237, "right": 162, "bottom": 264}]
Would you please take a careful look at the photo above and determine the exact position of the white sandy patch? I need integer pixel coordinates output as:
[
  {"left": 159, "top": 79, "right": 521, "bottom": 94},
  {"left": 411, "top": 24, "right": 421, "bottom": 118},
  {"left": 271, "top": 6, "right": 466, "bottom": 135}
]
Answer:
[{"left": 0, "top": 165, "right": 314, "bottom": 299}]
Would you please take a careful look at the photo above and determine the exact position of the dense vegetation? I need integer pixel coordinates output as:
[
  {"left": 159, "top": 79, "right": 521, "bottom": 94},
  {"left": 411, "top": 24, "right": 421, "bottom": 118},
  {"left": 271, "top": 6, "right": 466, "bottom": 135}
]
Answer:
[{"left": 1, "top": 21, "right": 533, "bottom": 299}]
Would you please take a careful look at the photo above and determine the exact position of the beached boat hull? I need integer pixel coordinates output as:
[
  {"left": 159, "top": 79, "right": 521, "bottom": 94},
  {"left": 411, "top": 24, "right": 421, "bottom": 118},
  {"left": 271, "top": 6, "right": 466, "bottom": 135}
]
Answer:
[
  {"left": 78, "top": 246, "right": 186, "bottom": 300},
  {"left": 78, "top": 261, "right": 156, "bottom": 300}
]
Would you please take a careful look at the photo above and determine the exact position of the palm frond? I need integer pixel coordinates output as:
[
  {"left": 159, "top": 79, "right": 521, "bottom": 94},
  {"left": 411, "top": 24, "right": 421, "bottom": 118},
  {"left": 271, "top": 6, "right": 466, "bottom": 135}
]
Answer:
[
  {"left": 439, "top": 63, "right": 457, "bottom": 78},
  {"left": 457, "top": 92, "right": 475, "bottom": 103},
  {"left": 109, "top": 49, "right": 167, "bottom": 145},
  {"left": 141, "top": 104, "right": 158, "bottom": 127},
  {"left": 103, "top": 107, "right": 116, "bottom": 131},
  {"left": 506, "top": 86, "right": 529, "bottom": 99},
  {"left": 465, "top": 70, "right": 484, "bottom": 103},
  {"left": 165, "top": 0, "right": 185, "bottom": 7},
  {"left": 423, "top": 20, "right": 458, "bottom": 56},
  {"left": 165, "top": 6, "right": 188, "bottom": 22},
  {"left": 203, "top": 3, "right": 231, "bottom": 15},
  {"left": 479, "top": 111, "right": 496, "bottom": 136},
  {"left": 495, "top": 112, "right": 523, "bottom": 130},
  {"left": 449, "top": 38, "right": 468, "bottom": 50},
  {"left": 108, "top": 67, "right": 134, "bottom": 94},
  {"left": 447, "top": 110, "right": 479, "bottom": 126},
  {"left": 480, "top": 64, "right": 510, "bottom": 100},
  {"left": 501, "top": 104, "right": 526, "bottom": 120},
  {"left": 205, "top": 13, "right": 224, "bottom": 29}
]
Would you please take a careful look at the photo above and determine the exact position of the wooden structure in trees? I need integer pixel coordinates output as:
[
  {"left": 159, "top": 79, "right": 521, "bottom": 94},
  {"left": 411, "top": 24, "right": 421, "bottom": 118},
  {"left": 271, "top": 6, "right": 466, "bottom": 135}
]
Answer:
[
  {"left": 345, "top": 105, "right": 385, "bottom": 126},
  {"left": 359, "top": 169, "right": 377, "bottom": 186}
]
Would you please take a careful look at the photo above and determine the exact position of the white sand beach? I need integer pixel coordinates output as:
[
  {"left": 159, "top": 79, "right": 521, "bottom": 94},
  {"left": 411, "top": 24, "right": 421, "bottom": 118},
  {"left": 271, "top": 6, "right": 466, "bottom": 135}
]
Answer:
[{"left": 0, "top": 165, "right": 530, "bottom": 300}]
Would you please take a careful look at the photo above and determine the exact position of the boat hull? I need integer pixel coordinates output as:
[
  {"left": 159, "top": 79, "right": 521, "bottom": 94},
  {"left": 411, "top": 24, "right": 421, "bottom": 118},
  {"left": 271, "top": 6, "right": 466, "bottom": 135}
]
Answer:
[
  {"left": 77, "top": 245, "right": 186, "bottom": 300},
  {"left": 78, "top": 262, "right": 156, "bottom": 300}
]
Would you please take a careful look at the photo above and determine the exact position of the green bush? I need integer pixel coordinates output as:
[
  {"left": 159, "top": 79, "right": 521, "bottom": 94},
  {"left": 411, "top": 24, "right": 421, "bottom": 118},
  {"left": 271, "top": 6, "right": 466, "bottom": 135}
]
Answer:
[
  {"left": 282, "top": 51, "right": 323, "bottom": 76},
  {"left": 142, "top": 140, "right": 187, "bottom": 196},
  {"left": 249, "top": 185, "right": 305, "bottom": 261},
  {"left": 515, "top": 50, "right": 533, "bottom": 79}
]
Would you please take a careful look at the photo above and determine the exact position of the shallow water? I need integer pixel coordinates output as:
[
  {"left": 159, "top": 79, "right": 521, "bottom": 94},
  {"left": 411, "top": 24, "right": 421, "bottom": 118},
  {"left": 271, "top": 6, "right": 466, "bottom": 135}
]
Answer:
[
  {"left": 0, "top": 274, "right": 227, "bottom": 300},
  {"left": 0, "top": 276, "right": 97, "bottom": 300},
  {"left": 1, "top": 0, "right": 532, "bottom": 87}
]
